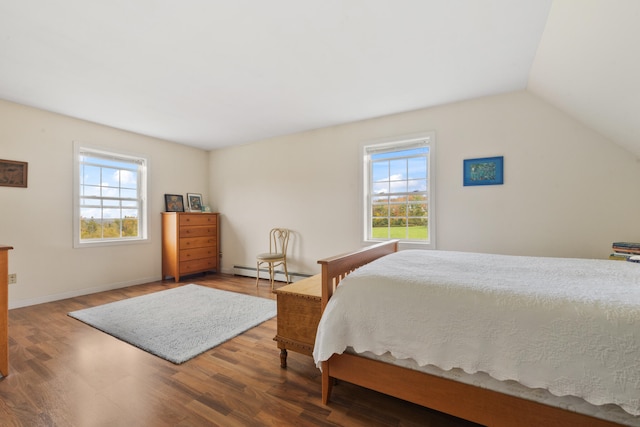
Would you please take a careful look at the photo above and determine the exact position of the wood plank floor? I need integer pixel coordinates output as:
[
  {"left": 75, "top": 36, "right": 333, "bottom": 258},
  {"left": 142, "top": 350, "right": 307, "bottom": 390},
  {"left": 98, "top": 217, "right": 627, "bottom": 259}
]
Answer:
[{"left": 0, "top": 274, "right": 481, "bottom": 427}]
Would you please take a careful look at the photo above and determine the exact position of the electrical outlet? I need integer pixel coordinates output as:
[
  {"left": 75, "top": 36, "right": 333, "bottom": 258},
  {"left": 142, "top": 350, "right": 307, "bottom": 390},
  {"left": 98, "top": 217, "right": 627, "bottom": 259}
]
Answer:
[{"left": 8, "top": 273, "right": 16, "bottom": 284}]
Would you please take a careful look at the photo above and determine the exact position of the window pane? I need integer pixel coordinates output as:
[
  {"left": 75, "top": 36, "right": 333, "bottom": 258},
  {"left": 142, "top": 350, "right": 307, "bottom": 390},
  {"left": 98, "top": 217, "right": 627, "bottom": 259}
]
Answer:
[
  {"left": 81, "top": 185, "right": 101, "bottom": 197},
  {"left": 80, "top": 207, "right": 99, "bottom": 218},
  {"left": 122, "top": 217, "right": 139, "bottom": 237},
  {"left": 390, "top": 178, "right": 407, "bottom": 194},
  {"left": 102, "top": 208, "right": 120, "bottom": 219},
  {"left": 407, "top": 179, "right": 427, "bottom": 192},
  {"left": 81, "top": 218, "right": 103, "bottom": 239},
  {"left": 103, "top": 185, "right": 121, "bottom": 198},
  {"left": 372, "top": 180, "right": 389, "bottom": 194},
  {"left": 371, "top": 220, "right": 389, "bottom": 238},
  {"left": 121, "top": 188, "right": 137, "bottom": 199},
  {"left": 389, "top": 159, "right": 407, "bottom": 181},
  {"left": 372, "top": 161, "right": 389, "bottom": 182},
  {"left": 372, "top": 207, "right": 388, "bottom": 218},
  {"left": 389, "top": 202, "right": 406, "bottom": 217},
  {"left": 81, "top": 165, "right": 101, "bottom": 186},
  {"left": 122, "top": 208, "right": 137, "bottom": 218},
  {"left": 101, "top": 167, "right": 120, "bottom": 187},
  {"left": 408, "top": 157, "right": 427, "bottom": 179}
]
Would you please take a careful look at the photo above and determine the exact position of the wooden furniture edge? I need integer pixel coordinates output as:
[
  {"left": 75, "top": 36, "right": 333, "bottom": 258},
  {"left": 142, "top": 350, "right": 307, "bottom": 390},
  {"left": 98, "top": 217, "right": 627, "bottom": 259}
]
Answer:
[
  {"left": 274, "top": 274, "right": 322, "bottom": 367},
  {"left": 0, "top": 245, "right": 13, "bottom": 377},
  {"left": 316, "top": 241, "right": 624, "bottom": 427},
  {"left": 325, "top": 353, "right": 620, "bottom": 427},
  {"left": 317, "top": 240, "right": 398, "bottom": 311}
]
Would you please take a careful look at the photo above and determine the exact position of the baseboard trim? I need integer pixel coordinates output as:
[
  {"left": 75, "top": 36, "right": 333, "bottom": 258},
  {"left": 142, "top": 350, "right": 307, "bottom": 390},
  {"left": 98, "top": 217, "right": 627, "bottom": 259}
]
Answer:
[
  {"left": 233, "top": 265, "right": 311, "bottom": 283},
  {"left": 9, "top": 275, "right": 161, "bottom": 309}
]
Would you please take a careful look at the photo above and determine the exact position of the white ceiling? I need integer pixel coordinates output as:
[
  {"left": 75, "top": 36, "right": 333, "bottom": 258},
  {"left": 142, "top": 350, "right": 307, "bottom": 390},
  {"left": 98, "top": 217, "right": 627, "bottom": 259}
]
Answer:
[{"left": 0, "top": 1, "right": 638, "bottom": 156}]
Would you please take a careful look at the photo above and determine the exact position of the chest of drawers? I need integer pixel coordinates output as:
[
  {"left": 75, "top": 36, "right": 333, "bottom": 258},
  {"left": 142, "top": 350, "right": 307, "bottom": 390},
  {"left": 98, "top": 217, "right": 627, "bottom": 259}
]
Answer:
[
  {"left": 161, "top": 212, "right": 219, "bottom": 282},
  {"left": 274, "top": 274, "right": 322, "bottom": 368}
]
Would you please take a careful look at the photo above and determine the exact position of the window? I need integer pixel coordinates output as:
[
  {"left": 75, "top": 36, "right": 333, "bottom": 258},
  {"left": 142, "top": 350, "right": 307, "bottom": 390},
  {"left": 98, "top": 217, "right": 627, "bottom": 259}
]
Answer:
[
  {"left": 363, "top": 133, "right": 435, "bottom": 247},
  {"left": 73, "top": 143, "right": 148, "bottom": 247}
]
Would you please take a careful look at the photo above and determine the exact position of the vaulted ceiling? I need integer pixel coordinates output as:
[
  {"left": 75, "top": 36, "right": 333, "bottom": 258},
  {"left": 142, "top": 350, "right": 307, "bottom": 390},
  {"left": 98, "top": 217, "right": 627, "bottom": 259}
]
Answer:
[{"left": 1, "top": 1, "right": 638, "bottom": 156}]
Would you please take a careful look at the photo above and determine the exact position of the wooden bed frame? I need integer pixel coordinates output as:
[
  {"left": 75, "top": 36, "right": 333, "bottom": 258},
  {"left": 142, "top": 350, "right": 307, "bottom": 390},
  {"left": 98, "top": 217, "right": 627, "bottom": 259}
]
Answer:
[{"left": 317, "top": 240, "right": 625, "bottom": 427}]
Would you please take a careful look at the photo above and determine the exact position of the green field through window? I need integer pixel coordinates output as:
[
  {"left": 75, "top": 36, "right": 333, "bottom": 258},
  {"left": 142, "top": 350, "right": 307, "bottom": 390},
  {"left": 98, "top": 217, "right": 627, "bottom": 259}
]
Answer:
[{"left": 372, "top": 226, "right": 428, "bottom": 240}]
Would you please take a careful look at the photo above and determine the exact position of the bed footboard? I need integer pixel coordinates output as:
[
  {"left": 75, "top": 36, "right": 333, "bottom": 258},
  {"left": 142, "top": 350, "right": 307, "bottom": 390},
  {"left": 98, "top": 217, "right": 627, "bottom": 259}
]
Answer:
[
  {"left": 317, "top": 240, "right": 398, "bottom": 405},
  {"left": 317, "top": 240, "right": 399, "bottom": 311}
]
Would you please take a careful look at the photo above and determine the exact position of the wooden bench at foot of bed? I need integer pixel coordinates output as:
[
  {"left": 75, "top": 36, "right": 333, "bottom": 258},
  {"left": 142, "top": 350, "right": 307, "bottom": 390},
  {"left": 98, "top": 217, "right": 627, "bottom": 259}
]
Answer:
[{"left": 317, "top": 240, "right": 624, "bottom": 427}]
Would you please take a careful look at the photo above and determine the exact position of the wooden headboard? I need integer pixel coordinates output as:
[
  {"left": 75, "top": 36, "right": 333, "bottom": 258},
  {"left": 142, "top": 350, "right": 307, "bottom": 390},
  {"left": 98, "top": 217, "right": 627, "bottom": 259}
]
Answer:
[{"left": 317, "top": 240, "right": 399, "bottom": 311}]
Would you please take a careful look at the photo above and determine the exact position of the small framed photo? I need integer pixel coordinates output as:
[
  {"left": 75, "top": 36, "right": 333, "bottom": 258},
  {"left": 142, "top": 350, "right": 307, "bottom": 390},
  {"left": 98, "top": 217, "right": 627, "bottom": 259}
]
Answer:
[
  {"left": 164, "top": 194, "right": 185, "bottom": 212},
  {"left": 0, "top": 159, "right": 28, "bottom": 188},
  {"left": 187, "top": 193, "right": 203, "bottom": 212},
  {"left": 463, "top": 156, "right": 504, "bottom": 186}
]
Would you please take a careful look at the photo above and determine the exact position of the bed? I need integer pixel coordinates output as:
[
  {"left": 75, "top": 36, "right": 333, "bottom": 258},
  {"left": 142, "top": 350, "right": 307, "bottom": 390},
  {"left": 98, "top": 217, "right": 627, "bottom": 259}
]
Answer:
[{"left": 313, "top": 240, "right": 640, "bottom": 427}]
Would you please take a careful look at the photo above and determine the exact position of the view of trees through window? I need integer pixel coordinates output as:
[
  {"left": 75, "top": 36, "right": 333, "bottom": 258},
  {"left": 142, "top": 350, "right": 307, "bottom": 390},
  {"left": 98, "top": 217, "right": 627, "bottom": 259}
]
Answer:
[
  {"left": 79, "top": 150, "right": 143, "bottom": 241},
  {"left": 81, "top": 217, "right": 139, "bottom": 239},
  {"left": 369, "top": 145, "right": 429, "bottom": 241}
]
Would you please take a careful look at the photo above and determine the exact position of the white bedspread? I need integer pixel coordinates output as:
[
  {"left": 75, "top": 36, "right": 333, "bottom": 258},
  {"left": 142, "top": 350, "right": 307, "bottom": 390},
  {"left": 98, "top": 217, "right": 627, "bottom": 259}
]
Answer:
[{"left": 312, "top": 250, "right": 640, "bottom": 416}]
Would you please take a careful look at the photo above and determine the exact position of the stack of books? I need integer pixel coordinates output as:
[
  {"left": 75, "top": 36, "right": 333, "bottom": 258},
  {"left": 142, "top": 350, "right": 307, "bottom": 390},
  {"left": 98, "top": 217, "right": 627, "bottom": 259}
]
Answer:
[{"left": 610, "top": 242, "right": 640, "bottom": 263}]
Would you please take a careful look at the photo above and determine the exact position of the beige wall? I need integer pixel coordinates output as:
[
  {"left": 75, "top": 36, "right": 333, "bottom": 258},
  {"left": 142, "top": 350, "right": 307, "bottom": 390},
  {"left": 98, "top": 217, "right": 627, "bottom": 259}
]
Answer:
[
  {"left": 3, "top": 89, "right": 640, "bottom": 307},
  {"left": 209, "top": 91, "right": 640, "bottom": 277},
  {"left": 0, "top": 99, "right": 210, "bottom": 308}
]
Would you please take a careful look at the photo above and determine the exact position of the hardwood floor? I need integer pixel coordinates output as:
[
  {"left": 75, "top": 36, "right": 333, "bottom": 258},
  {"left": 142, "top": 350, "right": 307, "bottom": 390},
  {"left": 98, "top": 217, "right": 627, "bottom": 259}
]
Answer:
[{"left": 1, "top": 274, "right": 480, "bottom": 427}]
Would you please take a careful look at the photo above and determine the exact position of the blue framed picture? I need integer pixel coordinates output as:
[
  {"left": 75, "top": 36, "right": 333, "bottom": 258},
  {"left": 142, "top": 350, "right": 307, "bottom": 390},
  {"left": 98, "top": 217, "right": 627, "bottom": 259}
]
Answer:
[{"left": 463, "top": 156, "right": 504, "bottom": 186}]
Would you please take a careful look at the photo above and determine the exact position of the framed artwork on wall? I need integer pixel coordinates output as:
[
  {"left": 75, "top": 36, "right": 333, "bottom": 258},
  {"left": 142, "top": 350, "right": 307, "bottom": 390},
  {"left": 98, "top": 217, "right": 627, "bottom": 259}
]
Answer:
[
  {"left": 463, "top": 156, "right": 504, "bottom": 186},
  {"left": 164, "top": 194, "right": 185, "bottom": 212},
  {"left": 187, "top": 193, "right": 203, "bottom": 212},
  {"left": 0, "top": 159, "right": 28, "bottom": 188}
]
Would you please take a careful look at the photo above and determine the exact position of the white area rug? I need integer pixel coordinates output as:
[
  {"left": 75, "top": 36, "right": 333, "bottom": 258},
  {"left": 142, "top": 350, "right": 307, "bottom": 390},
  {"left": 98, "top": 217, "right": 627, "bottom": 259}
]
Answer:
[{"left": 68, "top": 284, "right": 276, "bottom": 364}]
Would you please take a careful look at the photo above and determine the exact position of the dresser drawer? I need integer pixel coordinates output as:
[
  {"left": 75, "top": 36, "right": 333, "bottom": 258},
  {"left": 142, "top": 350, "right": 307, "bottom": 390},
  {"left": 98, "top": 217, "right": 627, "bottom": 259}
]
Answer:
[
  {"left": 181, "top": 257, "right": 217, "bottom": 274},
  {"left": 180, "top": 247, "right": 217, "bottom": 262},
  {"left": 179, "top": 214, "right": 217, "bottom": 226},
  {"left": 180, "top": 226, "right": 217, "bottom": 238},
  {"left": 180, "top": 236, "right": 217, "bottom": 249}
]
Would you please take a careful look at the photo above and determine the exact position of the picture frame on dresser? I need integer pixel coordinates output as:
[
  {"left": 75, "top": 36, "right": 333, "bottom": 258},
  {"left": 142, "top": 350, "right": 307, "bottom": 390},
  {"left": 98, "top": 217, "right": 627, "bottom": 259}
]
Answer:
[
  {"left": 164, "top": 194, "right": 184, "bottom": 212},
  {"left": 187, "top": 193, "right": 203, "bottom": 212}
]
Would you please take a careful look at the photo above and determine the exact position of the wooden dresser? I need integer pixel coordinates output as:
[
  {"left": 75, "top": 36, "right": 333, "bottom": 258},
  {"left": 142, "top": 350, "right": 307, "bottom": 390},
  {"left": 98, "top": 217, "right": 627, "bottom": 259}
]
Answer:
[
  {"left": 274, "top": 274, "right": 321, "bottom": 368},
  {"left": 161, "top": 212, "right": 219, "bottom": 282},
  {"left": 1, "top": 245, "right": 13, "bottom": 377}
]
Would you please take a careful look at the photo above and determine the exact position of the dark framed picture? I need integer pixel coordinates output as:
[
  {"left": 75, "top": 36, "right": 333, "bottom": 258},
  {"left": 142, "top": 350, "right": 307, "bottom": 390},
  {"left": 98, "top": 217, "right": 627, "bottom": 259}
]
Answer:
[
  {"left": 463, "top": 156, "right": 504, "bottom": 186},
  {"left": 0, "top": 159, "right": 28, "bottom": 188},
  {"left": 187, "top": 193, "right": 203, "bottom": 212},
  {"left": 164, "top": 194, "right": 185, "bottom": 212}
]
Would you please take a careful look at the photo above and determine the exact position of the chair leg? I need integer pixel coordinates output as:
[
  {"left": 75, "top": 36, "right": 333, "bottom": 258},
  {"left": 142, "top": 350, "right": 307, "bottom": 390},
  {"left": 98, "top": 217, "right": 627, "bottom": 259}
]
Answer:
[
  {"left": 256, "top": 261, "right": 261, "bottom": 287},
  {"left": 283, "top": 261, "right": 290, "bottom": 284},
  {"left": 269, "top": 263, "right": 275, "bottom": 291}
]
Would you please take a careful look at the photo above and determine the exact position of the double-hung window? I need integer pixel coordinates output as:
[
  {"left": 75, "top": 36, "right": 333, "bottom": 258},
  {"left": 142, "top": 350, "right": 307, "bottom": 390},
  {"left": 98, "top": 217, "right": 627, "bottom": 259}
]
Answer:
[
  {"left": 363, "top": 133, "right": 435, "bottom": 247},
  {"left": 73, "top": 143, "right": 148, "bottom": 247}
]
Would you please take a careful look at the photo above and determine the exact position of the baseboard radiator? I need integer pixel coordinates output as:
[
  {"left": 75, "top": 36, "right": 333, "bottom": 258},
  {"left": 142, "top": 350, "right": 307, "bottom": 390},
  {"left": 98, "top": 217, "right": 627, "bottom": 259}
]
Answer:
[{"left": 233, "top": 265, "right": 311, "bottom": 283}]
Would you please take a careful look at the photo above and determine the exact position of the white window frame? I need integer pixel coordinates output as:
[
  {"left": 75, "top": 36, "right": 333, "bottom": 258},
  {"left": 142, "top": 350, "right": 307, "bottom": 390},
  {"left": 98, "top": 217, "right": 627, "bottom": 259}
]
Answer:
[
  {"left": 73, "top": 142, "right": 149, "bottom": 248},
  {"left": 361, "top": 132, "right": 436, "bottom": 249}
]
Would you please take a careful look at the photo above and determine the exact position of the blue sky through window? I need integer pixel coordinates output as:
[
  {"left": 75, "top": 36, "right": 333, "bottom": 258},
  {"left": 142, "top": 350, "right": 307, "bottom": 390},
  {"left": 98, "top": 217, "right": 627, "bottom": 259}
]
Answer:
[
  {"left": 372, "top": 147, "right": 428, "bottom": 195},
  {"left": 80, "top": 155, "right": 139, "bottom": 220}
]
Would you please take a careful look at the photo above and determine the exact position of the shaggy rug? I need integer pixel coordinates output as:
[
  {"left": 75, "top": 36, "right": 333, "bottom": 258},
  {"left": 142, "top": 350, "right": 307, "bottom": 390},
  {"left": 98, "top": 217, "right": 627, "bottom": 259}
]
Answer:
[{"left": 68, "top": 284, "right": 276, "bottom": 364}]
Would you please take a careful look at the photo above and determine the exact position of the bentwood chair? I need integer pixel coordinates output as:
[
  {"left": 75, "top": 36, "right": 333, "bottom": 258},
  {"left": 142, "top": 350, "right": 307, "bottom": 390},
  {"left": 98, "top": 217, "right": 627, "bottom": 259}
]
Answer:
[{"left": 256, "top": 228, "right": 290, "bottom": 290}]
